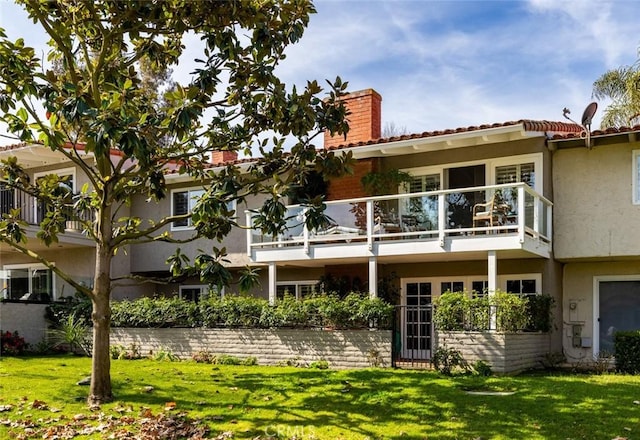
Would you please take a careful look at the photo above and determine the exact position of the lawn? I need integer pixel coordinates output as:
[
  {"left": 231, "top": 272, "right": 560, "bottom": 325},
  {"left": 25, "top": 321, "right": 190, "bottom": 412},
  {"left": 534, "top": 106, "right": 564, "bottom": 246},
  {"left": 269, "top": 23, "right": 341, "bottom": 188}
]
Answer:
[{"left": 1, "top": 355, "right": 639, "bottom": 439}]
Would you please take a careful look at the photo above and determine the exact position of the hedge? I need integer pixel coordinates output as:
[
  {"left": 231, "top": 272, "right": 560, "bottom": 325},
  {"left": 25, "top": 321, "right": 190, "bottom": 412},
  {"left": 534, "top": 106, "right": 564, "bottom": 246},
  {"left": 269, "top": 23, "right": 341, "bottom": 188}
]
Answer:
[
  {"left": 109, "top": 293, "right": 394, "bottom": 330},
  {"left": 433, "top": 291, "right": 553, "bottom": 332},
  {"left": 614, "top": 330, "right": 640, "bottom": 374}
]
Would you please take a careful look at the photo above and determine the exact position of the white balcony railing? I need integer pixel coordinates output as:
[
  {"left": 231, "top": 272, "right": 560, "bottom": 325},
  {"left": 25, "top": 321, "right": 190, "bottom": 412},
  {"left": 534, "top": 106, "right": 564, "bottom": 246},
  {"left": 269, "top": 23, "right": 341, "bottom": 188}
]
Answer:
[{"left": 246, "top": 183, "right": 552, "bottom": 256}]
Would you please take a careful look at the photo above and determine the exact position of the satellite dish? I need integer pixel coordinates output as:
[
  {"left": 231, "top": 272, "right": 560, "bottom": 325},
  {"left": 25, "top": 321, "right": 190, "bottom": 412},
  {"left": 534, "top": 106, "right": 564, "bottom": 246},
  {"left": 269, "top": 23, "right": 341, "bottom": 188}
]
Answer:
[
  {"left": 581, "top": 102, "right": 598, "bottom": 127},
  {"left": 562, "top": 102, "right": 598, "bottom": 149}
]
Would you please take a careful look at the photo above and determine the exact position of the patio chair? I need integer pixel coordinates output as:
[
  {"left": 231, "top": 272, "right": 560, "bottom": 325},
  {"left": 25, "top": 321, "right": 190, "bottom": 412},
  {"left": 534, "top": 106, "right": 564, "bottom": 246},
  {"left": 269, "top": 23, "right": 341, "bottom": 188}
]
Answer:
[{"left": 472, "top": 194, "right": 506, "bottom": 229}]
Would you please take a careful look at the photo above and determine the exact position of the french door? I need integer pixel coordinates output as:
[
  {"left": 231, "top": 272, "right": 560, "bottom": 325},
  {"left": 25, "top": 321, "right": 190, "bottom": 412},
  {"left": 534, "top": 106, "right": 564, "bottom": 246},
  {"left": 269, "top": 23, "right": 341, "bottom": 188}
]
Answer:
[{"left": 402, "top": 281, "right": 433, "bottom": 359}]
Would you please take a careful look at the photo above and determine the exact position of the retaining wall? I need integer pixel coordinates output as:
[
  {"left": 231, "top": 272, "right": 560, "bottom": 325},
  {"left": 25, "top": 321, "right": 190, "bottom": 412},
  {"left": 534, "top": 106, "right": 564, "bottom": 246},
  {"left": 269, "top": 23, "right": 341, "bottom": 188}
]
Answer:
[
  {"left": 0, "top": 302, "right": 49, "bottom": 345},
  {"left": 111, "top": 328, "right": 392, "bottom": 369},
  {"left": 438, "top": 331, "right": 550, "bottom": 373}
]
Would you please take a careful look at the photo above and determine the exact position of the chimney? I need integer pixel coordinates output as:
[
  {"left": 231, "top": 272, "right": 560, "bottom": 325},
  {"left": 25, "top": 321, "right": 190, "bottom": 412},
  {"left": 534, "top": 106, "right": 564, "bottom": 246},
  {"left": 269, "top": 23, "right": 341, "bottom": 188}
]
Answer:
[
  {"left": 324, "top": 88, "right": 382, "bottom": 149},
  {"left": 211, "top": 150, "right": 238, "bottom": 165}
]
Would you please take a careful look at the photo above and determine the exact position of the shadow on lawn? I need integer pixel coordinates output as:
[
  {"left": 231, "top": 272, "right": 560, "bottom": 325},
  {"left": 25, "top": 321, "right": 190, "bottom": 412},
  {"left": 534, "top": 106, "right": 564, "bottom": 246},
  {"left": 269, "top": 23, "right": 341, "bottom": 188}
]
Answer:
[{"left": 25, "top": 357, "right": 639, "bottom": 439}]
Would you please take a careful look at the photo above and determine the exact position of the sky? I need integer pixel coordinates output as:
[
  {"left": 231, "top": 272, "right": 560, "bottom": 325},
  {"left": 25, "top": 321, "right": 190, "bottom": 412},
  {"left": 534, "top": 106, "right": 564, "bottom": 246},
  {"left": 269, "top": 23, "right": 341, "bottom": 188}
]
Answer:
[{"left": 0, "top": 0, "right": 639, "bottom": 146}]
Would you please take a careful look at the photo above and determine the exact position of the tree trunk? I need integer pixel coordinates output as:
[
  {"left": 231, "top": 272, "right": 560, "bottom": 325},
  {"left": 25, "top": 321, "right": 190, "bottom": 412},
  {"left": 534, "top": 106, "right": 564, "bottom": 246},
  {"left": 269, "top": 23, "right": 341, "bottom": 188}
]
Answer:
[{"left": 88, "top": 241, "right": 114, "bottom": 404}]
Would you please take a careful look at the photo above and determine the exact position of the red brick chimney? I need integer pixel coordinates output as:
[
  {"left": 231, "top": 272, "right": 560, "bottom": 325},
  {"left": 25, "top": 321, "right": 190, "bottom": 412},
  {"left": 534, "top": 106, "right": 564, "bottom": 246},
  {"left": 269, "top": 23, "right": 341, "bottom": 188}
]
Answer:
[
  {"left": 211, "top": 150, "right": 238, "bottom": 165},
  {"left": 324, "top": 88, "right": 382, "bottom": 149}
]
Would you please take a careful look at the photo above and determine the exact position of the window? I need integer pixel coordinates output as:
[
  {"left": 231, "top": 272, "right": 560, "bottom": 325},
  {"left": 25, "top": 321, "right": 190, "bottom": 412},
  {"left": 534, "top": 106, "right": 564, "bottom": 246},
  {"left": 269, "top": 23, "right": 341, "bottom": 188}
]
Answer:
[
  {"left": 171, "top": 188, "right": 237, "bottom": 230},
  {"left": 505, "top": 278, "right": 538, "bottom": 295},
  {"left": 633, "top": 150, "right": 640, "bottom": 204},
  {"left": 410, "top": 173, "right": 441, "bottom": 193},
  {"left": 172, "top": 188, "right": 205, "bottom": 229},
  {"left": 495, "top": 162, "right": 535, "bottom": 188},
  {"left": 276, "top": 281, "right": 317, "bottom": 300},
  {"left": 179, "top": 285, "right": 222, "bottom": 302},
  {"left": 1, "top": 264, "right": 55, "bottom": 302}
]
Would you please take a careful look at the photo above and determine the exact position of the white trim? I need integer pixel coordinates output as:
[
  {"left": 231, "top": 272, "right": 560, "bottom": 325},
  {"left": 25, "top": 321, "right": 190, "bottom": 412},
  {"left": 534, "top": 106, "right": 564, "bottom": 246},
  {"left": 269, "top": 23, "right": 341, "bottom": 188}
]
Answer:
[
  {"left": 170, "top": 187, "right": 237, "bottom": 231},
  {"left": 2, "top": 262, "right": 57, "bottom": 301},
  {"left": 633, "top": 150, "right": 640, "bottom": 205},
  {"left": 33, "top": 167, "right": 77, "bottom": 191},
  {"left": 179, "top": 284, "right": 222, "bottom": 300},
  {"left": 170, "top": 187, "right": 205, "bottom": 231},
  {"left": 592, "top": 274, "right": 640, "bottom": 358},
  {"left": 402, "top": 153, "right": 544, "bottom": 194},
  {"left": 275, "top": 280, "right": 317, "bottom": 299},
  {"left": 401, "top": 273, "right": 542, "bottom": 299}
]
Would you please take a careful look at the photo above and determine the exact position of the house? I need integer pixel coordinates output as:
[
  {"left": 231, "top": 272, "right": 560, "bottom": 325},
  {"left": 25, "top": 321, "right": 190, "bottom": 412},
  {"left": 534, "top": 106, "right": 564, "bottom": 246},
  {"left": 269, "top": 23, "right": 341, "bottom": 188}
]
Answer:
[
  {"left": 2, "top": 88, "right": 638, "bottom": 369},
  {"left": 548, "top": 127, "right": 640, "bottom": 362}
]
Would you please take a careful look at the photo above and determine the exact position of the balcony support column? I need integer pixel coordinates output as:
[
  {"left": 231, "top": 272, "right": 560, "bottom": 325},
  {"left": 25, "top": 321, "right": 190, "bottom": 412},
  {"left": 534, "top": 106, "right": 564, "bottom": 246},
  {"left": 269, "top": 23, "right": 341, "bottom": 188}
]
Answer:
[
  {"left": 268, "top": 262, "right": 277, "bottom": 305},
  {"left": 487, "top": 250, "right": 497, "bottom": 331},
  {"left": 368, "top": 256, "right": 377, "bottom": 299}
]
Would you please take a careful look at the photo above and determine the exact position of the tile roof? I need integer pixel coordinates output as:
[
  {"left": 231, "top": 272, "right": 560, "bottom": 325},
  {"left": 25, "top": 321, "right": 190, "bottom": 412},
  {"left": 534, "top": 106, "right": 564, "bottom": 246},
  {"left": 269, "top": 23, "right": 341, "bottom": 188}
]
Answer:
[
  {"left": 549, "top": 124, "right": 640, "bottom": 140},
  {"left": 1, "top": 119, "right": 589, "bottom": 170},
  {"left": 325, "top": 119, "right": 584, "bottom": 151}
]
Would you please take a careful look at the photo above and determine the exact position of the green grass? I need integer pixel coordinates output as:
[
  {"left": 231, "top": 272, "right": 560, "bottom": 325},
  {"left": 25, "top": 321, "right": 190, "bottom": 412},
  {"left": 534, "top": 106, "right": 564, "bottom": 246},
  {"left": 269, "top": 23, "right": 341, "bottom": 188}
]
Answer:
[{"left": 1, "top": 355, "right": 640, "bottom": 439}]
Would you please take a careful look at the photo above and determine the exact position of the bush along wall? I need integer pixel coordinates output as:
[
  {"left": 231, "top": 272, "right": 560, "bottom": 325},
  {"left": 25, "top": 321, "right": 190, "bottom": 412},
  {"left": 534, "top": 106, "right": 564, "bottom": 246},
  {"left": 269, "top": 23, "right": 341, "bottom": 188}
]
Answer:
[
  {"left": 614, "top": 330, "right": 640, "bottom": 374},
  {"left": 110, "top": 293, "right": 394, "bottom": 330},
  {"left": 433, "top": 291, "right": 553, "bottom": 332}
]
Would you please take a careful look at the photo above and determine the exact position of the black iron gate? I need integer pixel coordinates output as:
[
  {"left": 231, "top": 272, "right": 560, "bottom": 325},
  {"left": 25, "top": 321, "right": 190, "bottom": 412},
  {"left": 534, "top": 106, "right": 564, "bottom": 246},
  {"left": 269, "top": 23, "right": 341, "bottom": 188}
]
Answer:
[{"left": 392, "top": 304, "right": 435, "bottom": 367}]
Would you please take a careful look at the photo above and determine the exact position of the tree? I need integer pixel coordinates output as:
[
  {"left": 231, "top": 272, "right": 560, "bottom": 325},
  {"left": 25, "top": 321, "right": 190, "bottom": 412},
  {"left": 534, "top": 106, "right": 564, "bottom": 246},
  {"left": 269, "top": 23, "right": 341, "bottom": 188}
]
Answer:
[
  {"left": 592, "top": 58, "right": 640, "bottom": 128},
  {"left": 0, "top": 0, "right": 351, "bottom": 405}
]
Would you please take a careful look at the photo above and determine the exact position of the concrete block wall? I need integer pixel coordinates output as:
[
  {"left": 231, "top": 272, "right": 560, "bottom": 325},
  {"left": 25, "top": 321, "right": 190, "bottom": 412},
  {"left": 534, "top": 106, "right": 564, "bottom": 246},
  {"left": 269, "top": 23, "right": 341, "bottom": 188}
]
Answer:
[
  {"left": 111, "top": 328, "right": 392, "bottom": 369},
  {"left": 438, "top": 331, "right": 550, "bottom": 373},
  {"left": 0, "top": 302, "right": 49, "bottom": 345}
]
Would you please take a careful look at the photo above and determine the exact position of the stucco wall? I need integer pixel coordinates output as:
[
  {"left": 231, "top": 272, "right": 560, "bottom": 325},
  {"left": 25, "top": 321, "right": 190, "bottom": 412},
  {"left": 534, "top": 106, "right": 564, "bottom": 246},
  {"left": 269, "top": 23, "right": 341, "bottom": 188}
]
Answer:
[
  {"left": 128, "top": 190, "right": 268, "bottom": 274},
  {"left": 561, "top": 261, "right": 640, "bottom": 362},
  {"left": 0, "top": 302, "right": 49, "bottom": 345},
  {"left": 553, "top": 142, "right": 640, "bottom": 259},
  {"left": 111, "top": 328, "right": 392, "bottom": 369},
  {"left": 438, "top": 331, "right": 550, "bottom": 373}
]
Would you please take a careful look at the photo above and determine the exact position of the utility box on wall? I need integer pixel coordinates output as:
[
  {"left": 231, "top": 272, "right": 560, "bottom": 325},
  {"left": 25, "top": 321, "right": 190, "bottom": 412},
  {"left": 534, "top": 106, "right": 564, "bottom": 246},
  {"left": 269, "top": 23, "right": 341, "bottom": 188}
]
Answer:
[{"left": 572, "top": 324, "right": 582, "bottom": 348}]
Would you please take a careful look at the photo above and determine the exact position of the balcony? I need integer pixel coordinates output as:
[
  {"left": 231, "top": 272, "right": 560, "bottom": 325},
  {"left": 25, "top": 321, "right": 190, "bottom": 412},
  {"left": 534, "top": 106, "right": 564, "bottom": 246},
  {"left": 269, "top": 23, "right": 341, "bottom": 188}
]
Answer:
[
  {"left": 0, "top": 187, "right": 94, "bottom": 249},
  {"left": 247, "top": 183, "right": 552, "bottom": 264}
]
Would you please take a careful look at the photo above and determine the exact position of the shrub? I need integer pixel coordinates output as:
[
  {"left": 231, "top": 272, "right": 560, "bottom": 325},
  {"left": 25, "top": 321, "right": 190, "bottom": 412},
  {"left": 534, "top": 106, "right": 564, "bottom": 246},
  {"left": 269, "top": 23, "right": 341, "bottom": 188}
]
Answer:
[
  {"left": 434, "top": 290, "right": 530, "bottom": 332},
  {"left": 433, "top": 292, "right": 466, "bottom": 331},
  {"left": 110, "top": 291, "right": 393, "bottom": 330},
  {"left": 49, "top": 314, "right": 92, "bottom": 356},
  {"left": 524, "top": 294, "right": 554, "bottom": 332},
  {"left": 1, "top": 330, "right": 28, "bottom": 355},
  {"left": 110, "top": 343, "right": 142, "bottom": 360},
  {"left": 493, "top": 291, "right": 528, "bottom": 332},
  {"left": 614, "top": 330, "right": 640, "bottom": 374},
  {"left": 46, "top": 294, "right": 92, "bottom": 328},
  {"left": 472, "top": 360, "right": 493, "bottom": 377},
  {"left": 309, "top": 359, "right": 330, "bottom": 369},
  {"left": 111, "top": 297, "right": 200, "bottom": 328},
  {"left": 432, "top": 345, "right": 469, "bottom": 376}
]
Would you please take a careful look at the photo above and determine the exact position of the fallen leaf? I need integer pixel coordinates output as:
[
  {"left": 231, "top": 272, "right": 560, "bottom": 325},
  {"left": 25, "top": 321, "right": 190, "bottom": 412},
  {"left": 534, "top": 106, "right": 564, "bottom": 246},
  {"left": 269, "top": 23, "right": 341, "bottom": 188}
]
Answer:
[
  {"left": 31, "top": 400, "right": 48, "bottom": 410},
  {"left": 164, "top": 401, "right": 177, "bottom": 411},
  {"left": 73, "top": 413, "right": 86, "bottom": 421},
  {"left": 0, "top": 405, "right": 12, "bottom": 412}
]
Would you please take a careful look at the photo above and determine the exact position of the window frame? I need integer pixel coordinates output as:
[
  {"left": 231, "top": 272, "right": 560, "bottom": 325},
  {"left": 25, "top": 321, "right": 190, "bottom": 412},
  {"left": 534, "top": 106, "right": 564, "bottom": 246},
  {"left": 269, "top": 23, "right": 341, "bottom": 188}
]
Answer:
[
  {"left": 171, "top": 187, "right": 205, "bottom": 231},
  {"left": 178, "top": 284, "right": 223, "bottom": 302},
  {"left": 170, "top": 187, "right": 237, "bottom": 231},
  {"left": 1, "top": 263, "right": 56, "bottom": 302},
  {"left": 276, "top": 280, "right": 317, "bottom": 300}
]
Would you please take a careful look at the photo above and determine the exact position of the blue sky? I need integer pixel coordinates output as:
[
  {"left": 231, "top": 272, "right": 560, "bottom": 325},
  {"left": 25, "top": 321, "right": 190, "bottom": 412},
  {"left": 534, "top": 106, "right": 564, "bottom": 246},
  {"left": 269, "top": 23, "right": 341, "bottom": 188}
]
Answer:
[{"left": 1, "top": 0, "right": 638, "bottom": 145}]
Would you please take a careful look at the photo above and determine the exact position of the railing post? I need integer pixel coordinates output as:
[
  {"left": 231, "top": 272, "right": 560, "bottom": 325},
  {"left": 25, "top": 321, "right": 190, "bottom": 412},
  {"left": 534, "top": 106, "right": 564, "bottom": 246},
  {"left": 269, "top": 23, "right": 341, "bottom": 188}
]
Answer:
[
  {"left": 517, "top": 185, "right": 525, "bottom": 243},
  {"left": 366, "top": 199, "right": 374, "bottom": 251},
  {"left": 547, "top": 202, "right": 553, "bottom": 243},
  {"left": 533, "top": 190, "right": 540, "bottom": 237},
  {"left": 245, "top": 211, "right": 253, "bottom": 256},
  {"left": 438, "top": 193, "right": 446, "bottom": 247},
  {"left": 302, "top": 207, "right": 310, "bottom": 255}
]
